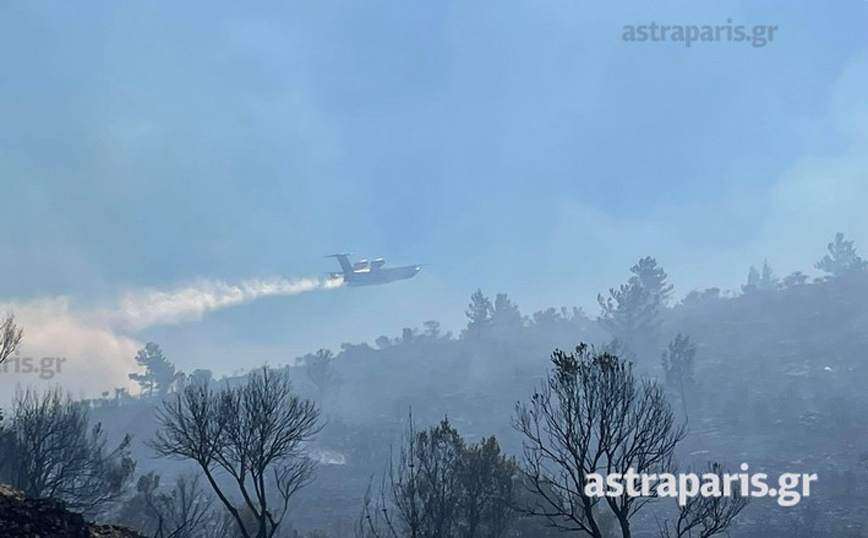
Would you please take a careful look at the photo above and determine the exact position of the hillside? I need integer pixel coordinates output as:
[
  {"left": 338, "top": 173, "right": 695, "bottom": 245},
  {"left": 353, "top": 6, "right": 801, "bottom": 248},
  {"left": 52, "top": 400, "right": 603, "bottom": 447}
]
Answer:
[
  {"left": 0, "top": 484, "right": 145, "bottom": 538},
  {"left": 27, "top": 270, "right": 868, "bottom": 537}
]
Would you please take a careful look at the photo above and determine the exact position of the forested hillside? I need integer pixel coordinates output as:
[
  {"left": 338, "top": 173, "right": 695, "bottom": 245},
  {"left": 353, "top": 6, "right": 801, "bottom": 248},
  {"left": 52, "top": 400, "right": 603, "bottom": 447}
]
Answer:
[{"left": 3, "top": 234, "right": 868, "bottom": 538}]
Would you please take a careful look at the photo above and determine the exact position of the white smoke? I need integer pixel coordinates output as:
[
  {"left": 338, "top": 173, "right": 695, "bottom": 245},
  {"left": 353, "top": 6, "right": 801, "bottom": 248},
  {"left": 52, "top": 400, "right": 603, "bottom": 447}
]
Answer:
[
  {"left": 0, "top": 297, "right": 142, "bottom": 404},
  {"left": 102, "top": 276, "right": 344, "bottom": 332},
  {"left": 0, "top": 275, "right": 344, "bottom": 402}
]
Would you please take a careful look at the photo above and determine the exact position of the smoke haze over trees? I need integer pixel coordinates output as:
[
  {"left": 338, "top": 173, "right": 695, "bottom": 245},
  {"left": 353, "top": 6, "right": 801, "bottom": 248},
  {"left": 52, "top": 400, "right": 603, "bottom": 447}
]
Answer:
[
  {"left": 0, "top": 233, "right": 865, "bottom": 536},
  {"left": 1, "top": 3, "right": 867, "bottom": 534}
]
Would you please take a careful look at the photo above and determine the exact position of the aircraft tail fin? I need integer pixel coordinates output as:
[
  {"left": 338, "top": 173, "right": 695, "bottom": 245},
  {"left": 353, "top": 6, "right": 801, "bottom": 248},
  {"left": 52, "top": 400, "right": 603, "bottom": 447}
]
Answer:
[{"left": 325, "top": 253, "right": 353, "bottom": 273}]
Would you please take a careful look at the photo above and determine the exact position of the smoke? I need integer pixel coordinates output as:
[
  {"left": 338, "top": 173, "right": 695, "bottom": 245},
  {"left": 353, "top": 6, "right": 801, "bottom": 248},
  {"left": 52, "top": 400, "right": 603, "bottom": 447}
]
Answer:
[
  {"left": 0, "top": 296, "right": 143, "bottom": 404},
  {"left": 102, "top": 276, "right": 345, "bottom": 332},
  {"left": 0, "top": 274, "right": 345, "bottom": 402}
]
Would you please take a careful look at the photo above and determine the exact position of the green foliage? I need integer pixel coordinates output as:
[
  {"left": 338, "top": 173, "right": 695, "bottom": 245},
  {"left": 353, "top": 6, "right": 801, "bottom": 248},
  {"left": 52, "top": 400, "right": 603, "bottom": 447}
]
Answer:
[
  {"left": 302, "top": 348, "right": 342, "bottom": 399},
  {"left": 465, "top": 289, "right": 494, "bottom": 335},
  {"left": 128, "top": 342, "right": 184, "bottom": 397},
  {"left": 631, "top": 255, "right": 674, "bottom": 306},
  {"left": 742, "top": 260, "right": 779, "bottom": 293},
  {"left": 464, "top": 290, "right": 525, "bottom": 337},
  {"left": 782, "top": 271, "right": 809, "bottom": 288},
  {"left": 422, "top": 320, "right": 441, "bottom": 339},
  {"left": 595, "top": 256, "right": 672, "bottom": 343},
  {"left": 661, "top": 333, "right": 697, "bottom": 418},
  {"left": 597, "top": 256, "right": 674, "bottom": 352},
  {"left": 680, "top": 287, "right": 722, "bottom": 307},
  {"left": 532, "top": 306, "right": 585, "bottom": 327},
  {"left": 491, "top": 293, "right": 523, "bottom": 329},
  {"left": 186, "top": 368, "right": 214, "bottom": 386},
  {"left": 816, "top": 232, "right": 867, "bottom": 277},
  {"left": 363, "top": 417, "right": 517, "bottom": 538}
]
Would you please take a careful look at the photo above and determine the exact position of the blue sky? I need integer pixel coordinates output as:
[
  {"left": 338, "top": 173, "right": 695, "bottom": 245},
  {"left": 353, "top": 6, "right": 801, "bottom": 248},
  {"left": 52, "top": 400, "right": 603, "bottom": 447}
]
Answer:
[{"left": 1, "top": 0, "right": 867, "bottom": 395}]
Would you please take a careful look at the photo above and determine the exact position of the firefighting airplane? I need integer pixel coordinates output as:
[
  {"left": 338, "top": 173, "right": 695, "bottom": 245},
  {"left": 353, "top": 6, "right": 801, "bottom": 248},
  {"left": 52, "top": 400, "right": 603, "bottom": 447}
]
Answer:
[{"left": 325, "top": 253, "right": 422, "bottom": 287}]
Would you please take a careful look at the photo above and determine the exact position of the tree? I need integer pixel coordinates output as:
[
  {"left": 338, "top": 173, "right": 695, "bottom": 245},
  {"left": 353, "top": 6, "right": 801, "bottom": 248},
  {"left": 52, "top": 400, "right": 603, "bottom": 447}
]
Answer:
[
  {"left": 661, "top": 334, "right": 697, "bottom": 419},
  {"left": 815, "top": 232, "right": 867, "bottom": 277},
  {"left": 0, "top": 386, "right": 135, "bottom": 517},
  {"left": 360, "top": 417, "right": 517, "bottom": 538},
  {"left": 597, "top": 279, "right": 657, "bottom": 349},
  {"left": 631, "top": 256, "right": 674, "bottom": 307},
  {"left": 302, "top": 349, "right": 341, "bottom": 401},
  {"left": 117, "top": 472, "right": 215, "bottom": 538},
  {"left": 129, "top": 342, "right": 185, "bottom": 397},
  {"left": 464, "top": 290, "right": 493, "bottom": 336},
  {"left": 680, "top": 288, "right": 721, "bottom": 308},
  {"left": 376, "top": 335, "right": 394, "bottom": 349},
  {"left": 741, "top": 266, "right": 761, "bottom": 294},
  {"left": 533, "top": 307, "right": 567, "bottom": 327},
  {"left": 759, "top": 260, "right": 779, "bottom": 290},
  {"left": 415, "top": 321, "right": 453, "bottom": 342},
  {"left": 457, "top": 436, "right": 517, "bottom": 538},
  {"left": 491, "top": 293, "right": 523, "bottom": 331},
  {"left": 598, "top": 257, "right": 673, "bottom": 352},
  {"left": 657, "top": 463, "right": 748, "bottom": 538},
  {"left": 422, "top": 320, "right": 441, "bottom": 340},
  {"left": 187, "top": 368, "right": 214, "bottom": 387},
  {"left": 514, "top": 344, "right": 744, "bottom": 538},
  {"left": 742, "top": 260, "right": 779, "bottom": 293},
  {"left": 782, "top": 271, "right": 809, "bottom": 288},
  {"left": 0, "top": 312, "right": 23, "bottom": 367},
  {"left": 513, "top": 344, "right": 685, "bottom": 538},
  {"left": 402, "top": 328, "right": 416, "bottom": 345},
  {"left": 151, "top": 367, "right": 321, "bottom": 538}
]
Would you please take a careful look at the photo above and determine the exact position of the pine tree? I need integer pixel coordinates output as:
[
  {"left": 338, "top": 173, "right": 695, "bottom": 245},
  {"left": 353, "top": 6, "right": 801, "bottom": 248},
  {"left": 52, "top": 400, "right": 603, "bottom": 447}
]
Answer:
[
  {"left": 491, "top": 293, "right": 523, "bottom": 330},
  {"left": 743, "top": 260, "right": 780, "bottom": 293},
  {"left": 816, "top": 232, "right": 867, "bottom": 277},
  {"left": 741, "top": 266, "right": 761, "bottom": 294},
  {"left": 598, "top": 257, "right": 673, "bottom": 352},
  {"left": 630, "top": 256, "right": 674, "bottom": 307},
  {"left": 759, "top": 260, "right": 779, "bottom": 291},
  {"left": 128, "top": 342, "right": 184, "bottom": 397},
  {"left": 465, "top": 289, "right": 493, "bottom": 336}
]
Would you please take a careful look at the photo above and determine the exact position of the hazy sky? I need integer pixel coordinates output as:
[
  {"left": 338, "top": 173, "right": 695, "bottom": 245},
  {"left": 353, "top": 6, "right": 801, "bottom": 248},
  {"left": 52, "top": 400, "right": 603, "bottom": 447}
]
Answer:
[{"left": 1, "top": 0, "right": 866, "bottom": 398}]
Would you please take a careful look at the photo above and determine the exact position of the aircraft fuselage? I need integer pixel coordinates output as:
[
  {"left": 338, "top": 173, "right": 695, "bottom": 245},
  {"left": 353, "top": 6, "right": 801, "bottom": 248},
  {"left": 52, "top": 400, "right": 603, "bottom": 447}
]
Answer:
[
  {"left": 326, "top": 254, "right": 421, "bottom": 287},
  {"left": 343, "top": 265, "right": 421, "bottom": 286}
]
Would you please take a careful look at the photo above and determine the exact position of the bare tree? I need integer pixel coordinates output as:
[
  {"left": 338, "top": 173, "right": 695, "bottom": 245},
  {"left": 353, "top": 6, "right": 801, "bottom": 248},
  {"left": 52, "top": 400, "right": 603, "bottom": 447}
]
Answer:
[
  {"left": 657, "top": 463, "right": 748, "bottom": 538},
  {"left": 513, "top": 344, "right": 685, "bottom": 538},
  {"left": 0, "top": 312, "right": 23, "bottom": 366},
  {"left": 127, "top": 472, "right": 214, "bottom": 538},
  {"left": 151, "top": 367, "right": 321, "bottom": 538},
  {"left": 0, "top": 386, "right": 135, "bottom": 517}
]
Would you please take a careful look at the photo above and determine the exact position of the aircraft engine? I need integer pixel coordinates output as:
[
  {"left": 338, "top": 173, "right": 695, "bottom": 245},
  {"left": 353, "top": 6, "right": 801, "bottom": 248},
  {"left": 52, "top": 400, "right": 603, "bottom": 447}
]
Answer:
[{"left": 371, "top": 258, "right": 386, "bottom": 269}]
